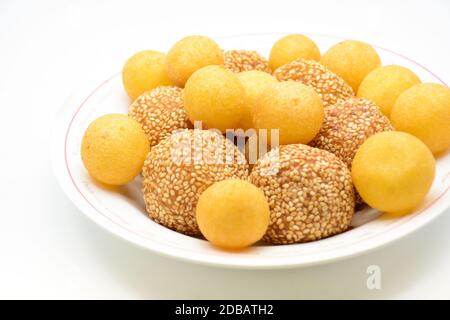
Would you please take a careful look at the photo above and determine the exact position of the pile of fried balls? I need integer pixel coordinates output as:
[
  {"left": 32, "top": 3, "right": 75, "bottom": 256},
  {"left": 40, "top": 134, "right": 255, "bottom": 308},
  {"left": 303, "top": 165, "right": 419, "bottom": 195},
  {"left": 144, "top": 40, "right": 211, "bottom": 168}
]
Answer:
[{"left": 81, "top": 34, "right": 450, "bottom": 250}]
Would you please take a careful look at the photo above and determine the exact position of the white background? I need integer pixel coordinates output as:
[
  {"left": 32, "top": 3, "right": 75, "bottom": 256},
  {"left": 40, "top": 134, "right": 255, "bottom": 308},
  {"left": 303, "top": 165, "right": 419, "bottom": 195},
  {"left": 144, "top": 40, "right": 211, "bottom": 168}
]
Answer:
[{"left": 0, "top": 0, "right": 449, "bottom": 299}]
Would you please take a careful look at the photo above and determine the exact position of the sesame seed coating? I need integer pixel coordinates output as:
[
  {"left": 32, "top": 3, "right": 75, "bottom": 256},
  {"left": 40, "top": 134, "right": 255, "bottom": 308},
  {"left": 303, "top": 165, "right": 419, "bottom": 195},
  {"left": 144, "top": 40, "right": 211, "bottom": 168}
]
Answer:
[
  {"left": 250, "top": 144, "right": 355, "bottom": 244},
  {"left": 310, "top": 97, "right": 394, "bottom": 205},
  {"left": 273, "top": 58, "right": 354, "bottom": 107},
  {"left": 129, "top": 86, "right": 190, "bottom": 148},
  {"left": 224, "top": 50, "right": 271, "bottom": 74},
  {"left": 142, "top": 129, "right": 249, "bottom": 236},
  {"left": 310, "top": 98, "right": 394, "bottom": 168}
]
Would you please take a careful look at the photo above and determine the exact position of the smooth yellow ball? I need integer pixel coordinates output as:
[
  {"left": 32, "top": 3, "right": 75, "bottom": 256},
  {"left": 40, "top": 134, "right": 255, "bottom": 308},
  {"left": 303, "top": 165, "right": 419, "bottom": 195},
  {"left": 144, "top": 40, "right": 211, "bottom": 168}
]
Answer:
[
  {"left": 122, "top": 50, "right": 172, "bottom": 101},
  {"left": 236, "top": 71, "right": 278, "bottom": 130},
  {"left": 352, "top": 131, "right": 435, "bottom": 213},
  {"left": 269, "top": 34, "right": 320, "bottom": 70},
  {"left": 183, "top": 65, "right": 245, "bottom": 132},
  {"left": 321, "top": 40, "right": 381, "bottom": 92},
  {"left": 81, "top": 114, "right": 150, "bottom": 185},
  {"left": 253, "top": 81, "right": 324, "bottom": 145},
  {"left": 391, "top": 83, "right": 450, "bottom": 154},
  {"left": 358, "top": 65, "right": 421, "bottom": 117},
  {"left": 166, "top": 35, "right": 223, "bottom": 87},
  {"left": 196, "top": 179, "right": 270, "bottom": 250}
]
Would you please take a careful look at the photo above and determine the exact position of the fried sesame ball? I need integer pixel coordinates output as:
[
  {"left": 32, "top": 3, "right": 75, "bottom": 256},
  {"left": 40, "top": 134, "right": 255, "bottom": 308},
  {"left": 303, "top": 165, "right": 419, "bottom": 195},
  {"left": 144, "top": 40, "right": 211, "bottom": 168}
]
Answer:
[
  {"left": 352, "top": 131, "right": 435, "bottom": 214},
  {"left": 142, "top": 129, "right": 249, "bottom": 236},
  {"left": 269, "top": 34, "right": 321, "bottom": 70},
  {"left": 321, "top": 40, "right": 381, "bottom": 92},
  {"left": 357, "top": 65, "right": 421, "bottom": 117},
  {"left": 196, "top": 179, "right": 270, "bottom": 250},
  {"left": 223, "top": 50, "right": 271, "bottom": 73},
  {"left": 166, "top": 35, "right": 224, "bottom": 87},
  {"left": 253, "top": 81, "right": 324, "bottom": 145},
  {"left": 391, "top": 83, "right": 450, "bottom": 154},
  {"left": 236, "top": 71, "right": 278, "bottom": 130},
  {"left": 184, "top": 65, "right": 245, "bottom": 132},
  {"left": 128, "top": 86, "right": 190, "bottom": 148},
  {"left": 310, "top": 98, "right": 394, "bottom": 168},
  {"left": 122, "top": 50, "right": 172, "bottom": 100},
  {"left": 81, "top": 114, "right": 150, "bottom": 185},
  {"left": 250, "top": 144, "right": 355, "bottom": 244},
  {"left": 274, "top": 58, "right": 354, "bottom": 107}
]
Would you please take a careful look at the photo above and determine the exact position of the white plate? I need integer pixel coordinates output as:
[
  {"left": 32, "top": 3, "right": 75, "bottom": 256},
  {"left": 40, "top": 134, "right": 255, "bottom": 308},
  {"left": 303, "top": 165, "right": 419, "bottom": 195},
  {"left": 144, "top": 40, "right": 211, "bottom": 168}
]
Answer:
[{"left": 52, "top": 33, "right": 450, "bottom": 269}]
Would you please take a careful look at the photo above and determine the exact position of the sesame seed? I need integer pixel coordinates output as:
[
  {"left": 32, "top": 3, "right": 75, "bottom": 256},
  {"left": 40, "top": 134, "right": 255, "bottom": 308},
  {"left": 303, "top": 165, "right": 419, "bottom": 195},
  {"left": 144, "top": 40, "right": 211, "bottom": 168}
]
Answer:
[
  {"left": 129, "top": 86, "right": 190, "bottom": 148},
  {"left": 273, "top": 58, "right": 354, "bottom": 107},
  {"left": 309, "top": 97, "right": 394, "bottom": 204},
  {"left": 142, "top": 129, "right": 249, "bottom": 235},
  {"left": 223, "top": 50, "right": 271, "bottom": 73},
  {"left": 249, "top": 144, "right": 355, "bottom": 244}
]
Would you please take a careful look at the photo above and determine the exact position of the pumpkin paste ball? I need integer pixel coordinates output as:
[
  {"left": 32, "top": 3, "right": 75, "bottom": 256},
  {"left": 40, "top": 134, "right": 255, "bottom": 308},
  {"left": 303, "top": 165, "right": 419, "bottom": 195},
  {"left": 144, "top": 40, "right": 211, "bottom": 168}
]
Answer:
[
  {"left": 357, "top": 65, "right": 421, "bottom": 117},
  {"left": 253, "top": 81, "right": 324, "bottom": 145},
  {"left": 196, "top": 179, "right": 270, "bottom": 250},
  {"left": 321, "top": 40, "right": 381, "bottom": 92},
  {"left": 122, "top": 50, "right": 172, "bottom": 100},
  {"left": 250, "top": 144, "right": 355, "bottom": 244},
  {"left": 310, "top": 98, "right": 393, "bottom": 168},
  {"left": 224, "top": 50, "right": 271, "bottom": 73},
  {"left": 184, "top": 65, "right": 245, "bottom": 132},
  {"left": 236, "top": 70, "right": 278, "bottom": 130},
  {"left": 128, "top": 86, "right": 190, "bottom": 148},
  {"left": 81, "top": 114, "right": 150, "bottom": 185},
  {"left": 274, "top": 58, "right": 354, "bottom": 107},
  {"left": 142, "top": 129, "right": 248, "bottom": 236},
  {"left": 269, "top": 34, "right": 321, "bottom": 70},
  {"left": 391, "top": 83, "right": 450, "bottom": 154},
  {"left": 352, "top": 131, "right": 435, "bottom": 214},
  {"left": 166, "top": 35, "right": 223, "bottom": 87}
]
